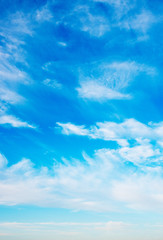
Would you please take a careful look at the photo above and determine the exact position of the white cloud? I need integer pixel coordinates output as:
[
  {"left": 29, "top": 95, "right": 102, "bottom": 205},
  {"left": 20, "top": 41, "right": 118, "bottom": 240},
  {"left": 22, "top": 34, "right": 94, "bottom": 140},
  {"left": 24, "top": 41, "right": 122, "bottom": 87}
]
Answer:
[
  {"left": 63, "top": 4, "right": 110, "bottom": 37},
  {"left": 0, "top": 12, "right": 32, "bottom": 74},
  {"left": 0, "top": 11, "right": 33, "bottom": 112},
  {"left": 0, "top": 222, "right": 162, "bottom": 240},
  {"left": 0, "top": 87, "right": 24, "bottom": 105},
  {"left": 0, "top": 119, "right": 163, "bottom": 212},
  {"left": 0, "top": 221, "right": 128, "bottom": 228},
  {"left": 77, "top": 61, "right": 155, "bottom": 101},
  {"left": 79, "top": 11, "right": 110, "bottom": 37},
  {"left": 46, "top": 0, "right": 159, "bottom": 42},
  {"left": 43, "top": 79, "right": 62, "bottom": 89},
  {"left": 0, "top": 58, "right": 29, "bottom": 83},
  {"left": 57, "top": 118, "right": 163, "bottom": 146},
  {"left": 57, "top": 118, "right": 163, "bottom": 167},
  {"left": 118, "top": 143, "right": 158, "bottom": 164},
  {"left": 112, "top": 176, "right": 163, "bottom": 210},
  {"left": 93, "top": 2, "right": 157, "bottom": 37},
  {"left": 77, "top": 81, "right": 130, "bottom": 101},
  {"left": 58, "top": 41, "right": 67, "bottom": 47},
  {"left": 57, "top": 122, "right": 89, "bottom": 136},
  {"left": 0, "top": 12, "right": 37, "bottom": 128},
  {"left": 42, "top": 61, "right": 65, "bottom": 73},
  {"left": 90, "top": 119, "right": 151, "bottom": 141},
  {"left": 119, "top": 10, "right": 157, "bottom": 38},
  {"left": 123, "top": 10, "right": 155, "bottom": 32},
  {"left": 94, "top": 0, "right": 136, "bottom": 19},
  {"left": 36, "top": 6, "right": 53, "bottom": 22},
  {"left": 105, "top": 61, "right": 156, "bottom": 85},
  {"left": 0, "top": 221, "right": 137, "bottom": 240},
  {"left": 61, "top": 1, "right": 158, "bottom": 40},
  {"left": 0, "top": 115, "right": 36, "bottom": 128}
]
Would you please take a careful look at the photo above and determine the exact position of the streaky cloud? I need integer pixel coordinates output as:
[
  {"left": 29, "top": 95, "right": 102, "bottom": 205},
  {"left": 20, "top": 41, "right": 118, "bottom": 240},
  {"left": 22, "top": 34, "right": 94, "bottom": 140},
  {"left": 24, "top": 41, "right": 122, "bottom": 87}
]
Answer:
[
  {"left": 77, "top": 81, "right": 131, "bottom": 101},
  {"left": 0, "top": 115, "right": 36, "bottom": 128},
  {"left": 57, "top": 118, "right": 163, "bottom": 145}
]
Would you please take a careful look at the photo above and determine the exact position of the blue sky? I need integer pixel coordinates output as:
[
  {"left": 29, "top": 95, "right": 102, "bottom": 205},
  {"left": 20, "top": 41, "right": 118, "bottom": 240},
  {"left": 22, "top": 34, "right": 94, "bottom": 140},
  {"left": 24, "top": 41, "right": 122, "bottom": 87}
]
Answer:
[{"left": 0, "top": 0, "right": 163, "bottom": 239}]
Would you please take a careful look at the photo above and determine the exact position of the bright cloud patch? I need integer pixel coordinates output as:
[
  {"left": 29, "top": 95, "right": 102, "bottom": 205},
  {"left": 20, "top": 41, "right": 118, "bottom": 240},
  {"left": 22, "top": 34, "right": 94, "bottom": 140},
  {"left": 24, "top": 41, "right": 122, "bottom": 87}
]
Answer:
[
  {"left": 57, "top": 118, "right": 163, "bottom": 146},
  {"left": 0, "top": 141, "right": 163, "bottom": 211},
  {"left": 0, "top": 119, "right": 162, "bottom": 211},
  {"left": 77, "top": 61, "right": 155, "bottom": 101},
  {"left": 57, "top": 122, "right": 89, "bottom": 136},
  {"left": 0, "top": 11, "right": 33, "bottom": 126},
  {"left": 77, "top": 81, "right": 130, "bottom": 101},
  {"left": 0, "top": 0, "right": 162, "bottom": 238},
  {"left": 0, "top": 115, "right": 36, "bottom": 128}
]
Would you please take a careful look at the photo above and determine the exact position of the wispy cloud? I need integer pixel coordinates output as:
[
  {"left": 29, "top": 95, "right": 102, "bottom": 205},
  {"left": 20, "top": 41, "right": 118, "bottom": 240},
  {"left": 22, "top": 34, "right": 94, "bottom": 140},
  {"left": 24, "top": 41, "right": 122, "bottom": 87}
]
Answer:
[
  {"left": 0, "top": 221, "right": 134, "bottom": 240},
  {"left": 0, "top": 1, "right": 162, "bottom": 236},
  {"left": 73, "top": 4, "right": 110, "bottom": 37},
  {"left": 0, "top": 221, "right": 129, "bottom": 228},
  {"left": 0, "top": 147, "right": 162, "bottom": 211},
  {"left": 0, "top": 12, "right": 32, "bottom": 110},
  {"left": 104, "top": 61, "right": 156, "bottom": 88},
  {"left": 0, "top": 11, "right": 37, "bottom": 129},
  {"left": 94, "top": 0, "right": 136, "bottom": 19},
  {"left": 0, "top": 87, "right": 24, "bottom": 105},
  {"left": 56, "top": 0, "right": 158, "bottom": 40},
  {"left": 57, "top": 118, "right": 163, "bottom": 146},
  {"left": 36, "top": 5, "right": 53, "bottom": 22},
  {"left": 0, "top": 115, "right": 36, "bottom": 128},
  {"left": 0, "top": 118, "right": 162, "bottom": 211},
  {"left": 57, "top": 122, "right": 89, "bottom": 136},
  {"left": 119, "top": 10, "right": 157, "bottom": 39},
  {"left": 77, "top": 81, "right": 130, "bottom": 101},
  {"left": 77, "top": 61, "right": 155, "bottom": 101},
  {"left": 0, "top": 221, "right": 162, "bottom": 240},
  {"left": 43, "top": 79, "right": 63, "bottom": 89}
]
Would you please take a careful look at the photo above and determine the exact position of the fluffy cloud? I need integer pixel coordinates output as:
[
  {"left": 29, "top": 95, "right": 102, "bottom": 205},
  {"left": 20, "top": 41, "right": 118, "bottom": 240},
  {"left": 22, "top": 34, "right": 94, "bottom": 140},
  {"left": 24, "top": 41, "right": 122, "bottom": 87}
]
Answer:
[
  {"left": 112, "top": 175, "right": 163, "bottom": 210},
  {"left": 56, "top": 118, "right": 163, "bottom": 146},
  {"left": 54, "top": 119, "right": 163, "bottom": 212},
  {"left": 0, "top": 119, "right": 163, "bottom": 211}
]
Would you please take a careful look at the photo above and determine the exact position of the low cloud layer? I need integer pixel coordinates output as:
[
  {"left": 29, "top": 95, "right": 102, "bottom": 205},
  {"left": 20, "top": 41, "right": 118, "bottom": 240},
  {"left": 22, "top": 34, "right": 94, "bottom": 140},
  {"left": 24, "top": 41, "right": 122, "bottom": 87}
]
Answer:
[{"left": 0, "top": 119, "right": 162, "bottom": 212}]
